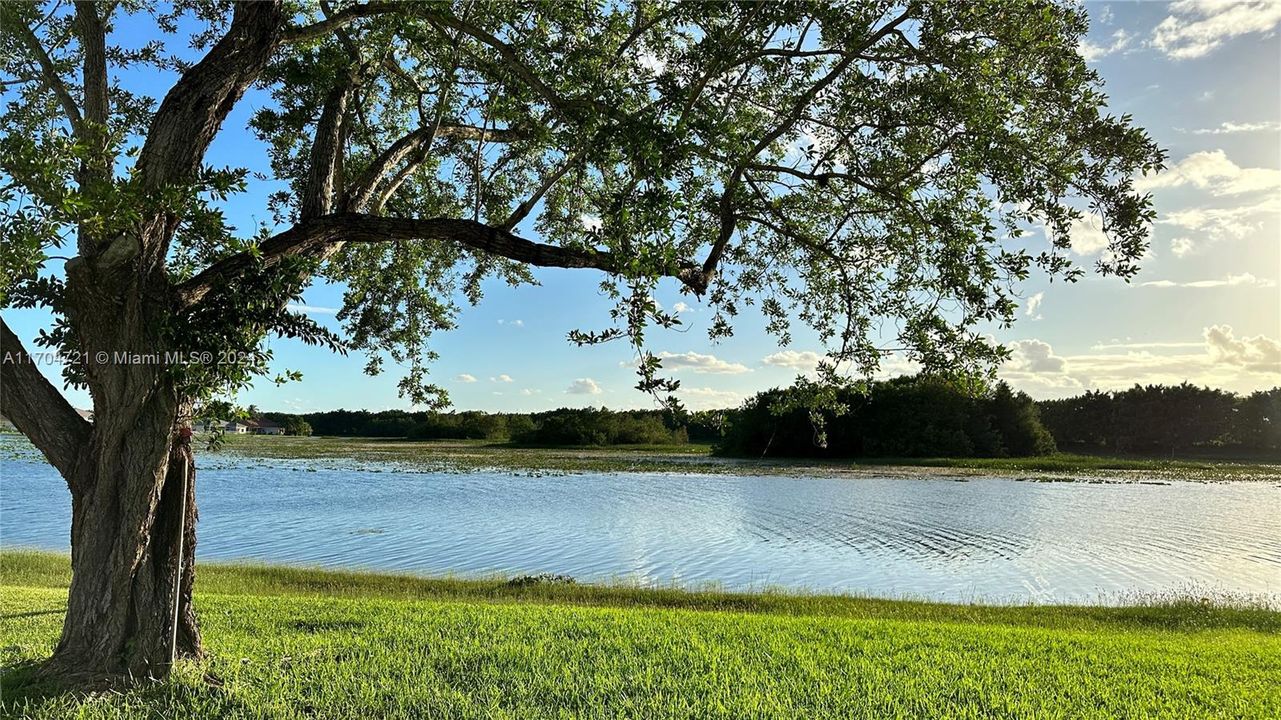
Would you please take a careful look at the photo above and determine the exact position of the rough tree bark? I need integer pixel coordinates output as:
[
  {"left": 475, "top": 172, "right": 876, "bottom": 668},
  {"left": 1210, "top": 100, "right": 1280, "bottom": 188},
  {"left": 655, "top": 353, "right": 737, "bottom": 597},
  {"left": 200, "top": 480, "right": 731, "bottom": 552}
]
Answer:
[{"left": 27, "top": 236, "right": 203, "bottom": 683}]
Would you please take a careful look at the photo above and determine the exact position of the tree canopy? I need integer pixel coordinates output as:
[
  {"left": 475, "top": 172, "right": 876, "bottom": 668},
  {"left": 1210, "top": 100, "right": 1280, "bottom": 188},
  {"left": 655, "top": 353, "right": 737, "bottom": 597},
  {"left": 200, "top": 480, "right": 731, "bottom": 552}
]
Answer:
[
  {"left": 2, "top": 0, "right": 1163, "bottom": 415},
  {"left": 0, "top": 0, "right": 1169, "bottom": 682}
]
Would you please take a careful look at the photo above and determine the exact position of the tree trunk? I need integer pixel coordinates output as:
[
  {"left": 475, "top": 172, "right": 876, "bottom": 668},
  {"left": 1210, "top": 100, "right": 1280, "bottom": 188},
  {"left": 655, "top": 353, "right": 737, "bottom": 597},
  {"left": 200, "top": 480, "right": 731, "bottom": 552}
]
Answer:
[
  {"left": 37, "top": 239, "right": 203, "bottom": 685},
  {"left": 42, "top": 410, "right": 202, "bottom": 685}
]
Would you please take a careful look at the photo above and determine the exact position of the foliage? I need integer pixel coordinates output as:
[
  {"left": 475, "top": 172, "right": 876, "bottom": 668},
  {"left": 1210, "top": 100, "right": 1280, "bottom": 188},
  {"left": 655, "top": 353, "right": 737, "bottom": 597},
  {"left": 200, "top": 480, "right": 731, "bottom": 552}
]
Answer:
[
  {"left": 719, "top": 375, "right": 1056, "bottom": 458},
  {"left": 1038, "top": 385, "right": 1280, "bottom": 455},
  {"left": 1, "top": 0, "right": 1164, "bottom": 412},
  {"left": 515, "top": 407, "right": 686, "bottom": 446},
  {"left": 282, "top": 416, "right": 312, "bottom": 436}
]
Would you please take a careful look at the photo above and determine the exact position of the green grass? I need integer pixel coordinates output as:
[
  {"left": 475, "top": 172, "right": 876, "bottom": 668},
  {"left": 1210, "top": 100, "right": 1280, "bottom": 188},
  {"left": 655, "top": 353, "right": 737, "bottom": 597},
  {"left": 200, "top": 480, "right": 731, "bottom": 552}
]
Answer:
[
  {"left": 3, "top": 551, "right": 1278, "bottom": 719},
  {"left": 212, "top": 435, "right": 1281, "bottom": 481}
]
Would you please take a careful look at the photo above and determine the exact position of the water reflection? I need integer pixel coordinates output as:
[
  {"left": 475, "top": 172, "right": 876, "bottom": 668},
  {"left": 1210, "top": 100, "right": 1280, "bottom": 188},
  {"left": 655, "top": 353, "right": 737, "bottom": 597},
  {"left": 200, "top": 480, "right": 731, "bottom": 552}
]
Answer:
[{"left": 1, "top": 437, "right": 1277, "bottom": 603}]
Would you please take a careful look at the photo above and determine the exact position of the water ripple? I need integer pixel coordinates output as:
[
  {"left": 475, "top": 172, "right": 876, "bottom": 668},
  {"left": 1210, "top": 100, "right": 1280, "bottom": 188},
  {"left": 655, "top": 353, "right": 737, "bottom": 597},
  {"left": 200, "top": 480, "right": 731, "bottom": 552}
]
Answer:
[{"left": 1, "top": 437, "right": 1278, "bottom": 603}]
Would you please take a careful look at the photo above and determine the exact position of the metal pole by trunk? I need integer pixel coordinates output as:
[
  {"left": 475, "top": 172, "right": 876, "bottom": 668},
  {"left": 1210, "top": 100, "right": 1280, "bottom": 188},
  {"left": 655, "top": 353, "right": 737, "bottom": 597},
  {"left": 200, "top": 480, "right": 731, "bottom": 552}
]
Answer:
[{"left": 170, "top": 444, "right": 190, "bottom": 665}]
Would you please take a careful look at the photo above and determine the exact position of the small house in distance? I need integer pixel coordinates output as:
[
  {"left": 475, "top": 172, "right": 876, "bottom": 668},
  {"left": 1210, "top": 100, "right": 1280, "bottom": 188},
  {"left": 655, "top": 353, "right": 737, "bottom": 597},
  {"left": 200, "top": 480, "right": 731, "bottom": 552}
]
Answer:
[{"left": 252, "top": 418, "right": 285, "bottom": 435}]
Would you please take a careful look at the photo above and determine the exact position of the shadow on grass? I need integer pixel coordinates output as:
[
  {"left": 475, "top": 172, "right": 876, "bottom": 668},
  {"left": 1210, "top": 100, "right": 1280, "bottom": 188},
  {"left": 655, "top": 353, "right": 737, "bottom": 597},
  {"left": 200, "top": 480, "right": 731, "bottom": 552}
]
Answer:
[
  {"left": 1, "top": 657, "right": 246, "bottom": 717},
  {"left": 0, "top": 609, "right": 64, "bottom": 621}
]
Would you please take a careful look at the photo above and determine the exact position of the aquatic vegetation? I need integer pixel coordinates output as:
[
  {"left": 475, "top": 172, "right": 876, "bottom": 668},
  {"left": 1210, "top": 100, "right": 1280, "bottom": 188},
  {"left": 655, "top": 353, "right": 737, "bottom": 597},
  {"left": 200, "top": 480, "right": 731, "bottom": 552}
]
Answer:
[{"left": 203, "top": 434, "right": 1281, "bottom": 482}]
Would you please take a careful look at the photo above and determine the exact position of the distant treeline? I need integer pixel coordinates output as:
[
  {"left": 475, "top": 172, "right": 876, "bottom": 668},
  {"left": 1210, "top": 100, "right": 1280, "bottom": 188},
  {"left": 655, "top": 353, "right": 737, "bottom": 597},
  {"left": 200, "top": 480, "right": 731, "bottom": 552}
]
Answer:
[
  {"left": 1038, "top": 385, "right": 1280, "bottom": 455},
  {"left": 256, "top": 378, "right": 1280, "bottom": 459},
  {"left": 288, "top": 407, "right": 721, "bottom": 446},
  {"left": 719, "top": 376, "right": 1055, "bottom": 458}
]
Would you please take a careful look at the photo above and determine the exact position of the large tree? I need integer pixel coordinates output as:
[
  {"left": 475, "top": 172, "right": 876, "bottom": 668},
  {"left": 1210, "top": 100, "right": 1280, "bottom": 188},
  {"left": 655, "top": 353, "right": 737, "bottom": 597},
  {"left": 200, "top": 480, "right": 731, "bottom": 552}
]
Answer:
[{"left": 0, "top": 0, "right": 1160, "bottom": 683}]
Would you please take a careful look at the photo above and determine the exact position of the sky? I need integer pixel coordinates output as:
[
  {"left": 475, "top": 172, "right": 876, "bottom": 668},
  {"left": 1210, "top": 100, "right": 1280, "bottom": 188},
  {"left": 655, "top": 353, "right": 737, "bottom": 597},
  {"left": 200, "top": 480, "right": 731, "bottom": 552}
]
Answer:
[{"left": 5, "top": 0, "right": 1280, "bottom": 414}]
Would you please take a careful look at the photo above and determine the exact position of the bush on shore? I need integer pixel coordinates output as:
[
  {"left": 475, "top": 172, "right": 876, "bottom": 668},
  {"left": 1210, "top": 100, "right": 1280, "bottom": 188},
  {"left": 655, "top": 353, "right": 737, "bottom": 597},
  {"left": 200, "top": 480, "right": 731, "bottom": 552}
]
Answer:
[{"left": 718, "top": 376, "right": 1056, "bottom": 459}]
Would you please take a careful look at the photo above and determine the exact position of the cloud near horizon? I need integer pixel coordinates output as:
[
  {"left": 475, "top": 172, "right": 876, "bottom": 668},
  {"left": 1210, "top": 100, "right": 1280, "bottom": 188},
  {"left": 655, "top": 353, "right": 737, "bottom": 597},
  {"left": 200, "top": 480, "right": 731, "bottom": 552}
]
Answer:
[
  {"left": 566, "top": 378, "right": 603, "bottom": 395},
  {"left": 1001, "top": 325, "right": 1281, "bottom": 398},
  {"left": 656, "top": 351, "right": 751, "bottom": 374},
  {"left": 1140, "top": 272, "right": 1276, "bottom": 289}
]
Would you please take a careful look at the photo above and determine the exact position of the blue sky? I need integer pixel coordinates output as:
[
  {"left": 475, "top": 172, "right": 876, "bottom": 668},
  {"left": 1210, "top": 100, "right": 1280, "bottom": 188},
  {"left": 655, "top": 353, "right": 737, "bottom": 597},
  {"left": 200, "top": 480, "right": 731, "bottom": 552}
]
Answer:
[{"left": 5, "top": 1, "right": 1280, "bottom": 413}]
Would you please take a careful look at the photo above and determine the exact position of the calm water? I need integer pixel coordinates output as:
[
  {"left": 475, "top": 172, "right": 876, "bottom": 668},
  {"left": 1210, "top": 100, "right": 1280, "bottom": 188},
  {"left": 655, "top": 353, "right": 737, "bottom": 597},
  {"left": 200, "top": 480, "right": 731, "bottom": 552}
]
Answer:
[{"left": 2, "top": 436, "right": 1278, "bottom": 603}]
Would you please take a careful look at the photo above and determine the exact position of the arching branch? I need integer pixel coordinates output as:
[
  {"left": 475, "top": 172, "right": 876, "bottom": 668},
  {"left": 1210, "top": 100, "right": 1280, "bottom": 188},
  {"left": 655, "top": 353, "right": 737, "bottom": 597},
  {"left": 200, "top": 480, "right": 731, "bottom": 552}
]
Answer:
[
  {"left": 172, "top": 213, "right": 710, "bottom": 311},
  {"left": 0, "top": 318, "right": 92, "bottom": 483},
  {"left": 700, "top": 4, "right": 917, "bottom": 278}
]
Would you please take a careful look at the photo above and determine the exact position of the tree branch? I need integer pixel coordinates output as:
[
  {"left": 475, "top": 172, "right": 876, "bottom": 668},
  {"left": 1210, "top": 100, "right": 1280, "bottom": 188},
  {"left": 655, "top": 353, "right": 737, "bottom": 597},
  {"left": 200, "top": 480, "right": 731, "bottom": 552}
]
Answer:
[
  {"left": 1, "top": 5, "right": 84, "bottom": 134},
  {"left": 281, "top": 1, "right": 399, "bottom": 44},
  {"left": 420, "top": 8, "right": 609, "bottom": 120},
  {"left": 500, "top": 143, "right": 589, "bottom": 232},
  {"left": 347, "top": 126, "right": 435, "bottom": 211},
  {"left": 0, "top": 318, "right": 92, "bottom": 482},
  {"left": 135, "top": 1, "right": 285, "bottom": 192},
  {"left": 74, "top": 2, "right": 107, "bottom": 128},
  {"left": 74, "top": 1, "right": 112, "bottom": 183},
  {"left": 173, "top": 213, "right": 709, "bottom": 310},
  {"left": 302, "top": 74, "right": 356, "bottom": 219},
  {"left": 699, "top": 4, "right": 917, "bottom": 278}
]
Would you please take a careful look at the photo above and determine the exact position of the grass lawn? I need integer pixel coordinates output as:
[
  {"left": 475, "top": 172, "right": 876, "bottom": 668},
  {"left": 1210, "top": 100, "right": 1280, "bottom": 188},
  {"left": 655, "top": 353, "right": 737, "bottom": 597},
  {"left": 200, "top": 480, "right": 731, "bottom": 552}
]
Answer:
[
  {"left": 211, "top": 434, "right": 1281, "bottom": 481},
  {"left": 2, "top": 551, "right": 1278, "bottom": 719}
]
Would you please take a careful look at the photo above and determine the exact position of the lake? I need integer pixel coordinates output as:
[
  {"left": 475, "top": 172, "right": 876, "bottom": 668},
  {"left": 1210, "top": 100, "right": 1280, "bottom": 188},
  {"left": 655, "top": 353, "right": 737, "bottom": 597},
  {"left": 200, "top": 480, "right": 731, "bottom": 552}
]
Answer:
[{"left": 2, "top": 436, "right": 1278, "bottom": 603}]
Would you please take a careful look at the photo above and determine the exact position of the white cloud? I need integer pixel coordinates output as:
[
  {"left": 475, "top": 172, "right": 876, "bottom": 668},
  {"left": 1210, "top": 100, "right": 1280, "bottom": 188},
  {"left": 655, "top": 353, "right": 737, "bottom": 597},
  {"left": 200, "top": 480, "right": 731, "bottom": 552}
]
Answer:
[
  {"left": 455, "top": 373, "right": 477, "bottom": 383},
  {"left": 580, "top": 214, "right": 603, "bottom": 232},
  {"left": 566, "top": 378, "right": 602, "bottom": 395},
  {"left": 1152, "top": 0, "right": 1281, "bottom": 59},
  {"left": 1140, "top": 273, "right": 1276, "bottom": 289},
  {"left": 762, "top": 350, "right": 825, "bottom": 371},
  {"left": 1204, "top": 324, "right": 1281, "bottom": 372},
  {"left": 1025, "top": 292, "right": 1044, "bottom": 319},
  {"left": 1090, "top": 341, "right": 1204, "bottom": 351},
  {"left": 680, "top": 387, "right": 744, "bottom": 411},
  {"left": 1002, "top": 328, "right": 1281, "bottom": 399},
  {"left": 1006, "top": 339, "right": 1067, "bottom": 373},
  {"left": 1079, "top": 29, "right": 1133, "bottom": 62},
  {"left": 491, "top": 374, "right": 514, "bottom": 383},
  {"left": 1186, "top": 121, "right": 1281, "bottom": 135},
  {"left": 1068, "top": 213, "right": 1110, "bottom": 255},
  {"left": 1156, "top": 192, "right": 1279, "bottom": 249},
  {"left": 286, "top": 303, "right": 339, "bottom": 315},
  {"left": 497, "top": 319, "right": 524, "bottom": 328},
  {"left": 657, "top": 351, "right": 751, "bottom": 374},
  {"left": 672, "top": 301, "right": 691, "bottom": 314},
  {"left": 1138, "top": 151, "right": 1281, "bottom": 196},
  {"left": 519, "top": 388, "right": 541, "bottom": 397}
]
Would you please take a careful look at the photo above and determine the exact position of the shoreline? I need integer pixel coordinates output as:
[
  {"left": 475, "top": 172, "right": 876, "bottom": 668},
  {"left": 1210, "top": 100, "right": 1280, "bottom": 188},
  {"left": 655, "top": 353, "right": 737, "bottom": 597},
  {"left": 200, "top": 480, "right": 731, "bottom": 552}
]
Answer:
[
  {"left": 210, "top": 435, "right": 1281, "bottom": 482},
  {"left": 4, "top": 549, "right": 1278, "bottom": 619},
  {"left": 3, "top": 550, "right": 1277, "bottom": 627}
]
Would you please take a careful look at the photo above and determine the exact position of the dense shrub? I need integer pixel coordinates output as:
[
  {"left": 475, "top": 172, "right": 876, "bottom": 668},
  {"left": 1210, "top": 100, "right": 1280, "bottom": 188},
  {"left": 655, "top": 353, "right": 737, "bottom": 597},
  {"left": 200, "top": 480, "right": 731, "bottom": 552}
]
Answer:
[
  {"left": 1039, "top": 384, "right": 1278, "bottom": 455},
  {"left": 515, "top": 408, "right": 685, "bottom": 446},
  {"left": 408, "top": 411, "right": 512, "bottom": 441},
  {"left": 718, "top": 376, "right": 1055, "bottom": 459}
]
